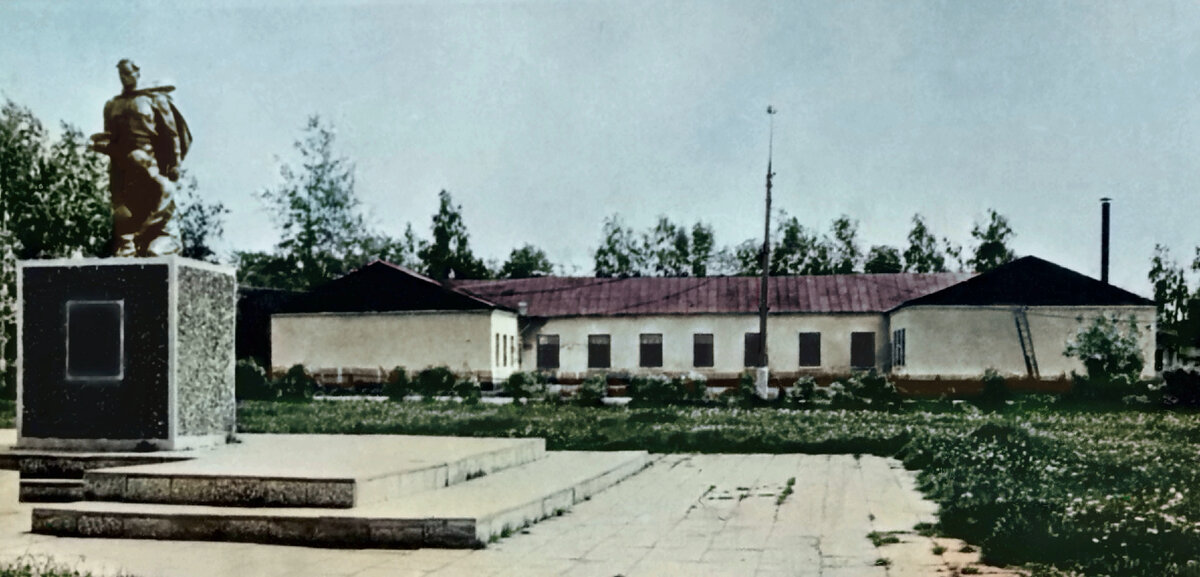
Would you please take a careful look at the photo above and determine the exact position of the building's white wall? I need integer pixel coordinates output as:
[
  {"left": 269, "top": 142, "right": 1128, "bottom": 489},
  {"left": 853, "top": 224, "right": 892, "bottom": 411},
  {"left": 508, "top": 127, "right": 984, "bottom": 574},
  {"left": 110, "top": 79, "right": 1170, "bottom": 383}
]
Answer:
[
  {"left": 889, "top": 305, "right": 1156, "bottom": 380},
  {"left": 271, "top": 310, "right": 519, "bottom": 382},
  {"left": 487, "top": 310, "right": 520, "bottom": 381},
  {"left": 519, "top": 313, "right": 887, "bottom": 381}
]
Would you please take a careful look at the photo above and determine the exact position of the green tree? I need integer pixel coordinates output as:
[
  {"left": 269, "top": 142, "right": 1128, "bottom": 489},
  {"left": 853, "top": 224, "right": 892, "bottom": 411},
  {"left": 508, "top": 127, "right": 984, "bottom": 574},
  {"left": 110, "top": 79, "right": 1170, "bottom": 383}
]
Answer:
[
  {"left": 642, "top": 216, "right": 690, "bottom": 277},
  {"left": 258, "top": 115, "right": 367, "bottom": 289},
  {"left": 500, "top": 243, "right": 554, "bottom": 278},
  {"left": 690, "top": 222, "right": 715, "bottom": 277},
  {"left": 2, "top": 101, "right": 110, "bottom": 260},
  {"left": 863, "top": 245, "right": 902, "bottom": 273},
  {"left": 418, "top": 190, "right": 488, "bottom": 279},
  {"left": 769, "top": 214, "right": 835, "bottom": 275},
  {"left": 902, "top": 214, "right": 948, "bottom": 273},
  {"left": 968, "top": 209, "right": 1016, "bottom": 273},
  {"left": 351, "top": 223, "right": 423, "bottom": 270},
  {"left": 829, "top": 215, "right": 861, "bottom": 274},
  {"left": 593, "top": 214, "right": 644, "bottom": 277},
  {"left": 1150, "top": 244, "right": 1190, "bottom": 329},
  {"left": 176, "top": 172, "right": 229, "bottom": 263}
]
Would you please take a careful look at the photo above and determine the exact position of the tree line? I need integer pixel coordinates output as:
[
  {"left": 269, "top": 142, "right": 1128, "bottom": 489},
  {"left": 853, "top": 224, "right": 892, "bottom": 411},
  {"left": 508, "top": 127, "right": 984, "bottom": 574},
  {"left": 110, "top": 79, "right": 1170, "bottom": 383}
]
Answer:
[{"left": 593, "top": 209, "right": 1016, "bottom": 278}]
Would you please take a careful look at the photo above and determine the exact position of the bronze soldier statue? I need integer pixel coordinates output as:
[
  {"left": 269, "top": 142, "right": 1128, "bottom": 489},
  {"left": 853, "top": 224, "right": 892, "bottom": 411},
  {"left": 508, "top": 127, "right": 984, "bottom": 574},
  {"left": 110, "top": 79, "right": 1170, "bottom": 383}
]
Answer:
[{"left": 90, "top": 59, "right": 192, "bottom": 257}]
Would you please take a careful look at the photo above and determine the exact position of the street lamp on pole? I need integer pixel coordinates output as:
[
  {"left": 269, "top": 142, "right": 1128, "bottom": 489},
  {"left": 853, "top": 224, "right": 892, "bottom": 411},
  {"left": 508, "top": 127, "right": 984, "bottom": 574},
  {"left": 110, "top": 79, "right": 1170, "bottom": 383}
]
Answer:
[{"left": 756, "top": 106, "right": 776, "bottom": 399}]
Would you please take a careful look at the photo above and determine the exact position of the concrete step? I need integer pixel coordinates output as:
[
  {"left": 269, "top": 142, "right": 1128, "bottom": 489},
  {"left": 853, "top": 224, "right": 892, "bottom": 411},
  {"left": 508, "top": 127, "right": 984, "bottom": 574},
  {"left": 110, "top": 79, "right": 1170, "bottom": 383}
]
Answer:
[
  {"left": 82, "top": 435, "right": 545, "bottom": 508},
  {"left": 32, "top": 450, "right": 651, "bottom": 549},
  {"left": 0, "top": 452, "right": 190, "bottom": 479},
  {"left": 20, "top": 479, "right": 85, "bottom": 502}
]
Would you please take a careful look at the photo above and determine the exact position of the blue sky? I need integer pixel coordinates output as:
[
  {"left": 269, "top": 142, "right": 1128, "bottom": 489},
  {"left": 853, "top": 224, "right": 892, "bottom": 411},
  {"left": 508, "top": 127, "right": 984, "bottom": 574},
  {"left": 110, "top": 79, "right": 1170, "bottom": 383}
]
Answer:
[{"left": 3, "top": 0, "right": 1198, "bottom": 293}]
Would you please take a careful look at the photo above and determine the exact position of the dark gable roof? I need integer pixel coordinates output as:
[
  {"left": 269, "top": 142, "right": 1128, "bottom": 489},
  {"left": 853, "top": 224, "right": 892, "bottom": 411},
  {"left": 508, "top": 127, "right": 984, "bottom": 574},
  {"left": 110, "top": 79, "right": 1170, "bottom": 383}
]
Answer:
[
  {"left": 895, "top": 256, "right": 1153, "bottom": 309},
  {"left": 284, "top": 260, "right": 506, "bottom": 314},
  {"left": 456, "top": 273, "right": 970, "bottom": 317}
]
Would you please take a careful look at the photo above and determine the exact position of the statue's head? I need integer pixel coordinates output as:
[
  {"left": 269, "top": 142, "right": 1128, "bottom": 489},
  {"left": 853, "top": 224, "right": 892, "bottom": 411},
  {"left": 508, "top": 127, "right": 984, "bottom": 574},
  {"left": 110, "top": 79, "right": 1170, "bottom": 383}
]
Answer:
[{"left": 116, "top": 59, "right": 140, "bottom": 91}]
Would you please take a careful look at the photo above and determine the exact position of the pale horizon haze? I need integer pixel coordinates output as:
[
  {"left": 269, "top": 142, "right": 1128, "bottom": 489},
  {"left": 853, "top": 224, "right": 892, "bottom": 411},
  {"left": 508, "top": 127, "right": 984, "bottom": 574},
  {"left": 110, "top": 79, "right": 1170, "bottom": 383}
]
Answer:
[{"left": 3, "top": 0, "right": 1199, "bottom": 296}]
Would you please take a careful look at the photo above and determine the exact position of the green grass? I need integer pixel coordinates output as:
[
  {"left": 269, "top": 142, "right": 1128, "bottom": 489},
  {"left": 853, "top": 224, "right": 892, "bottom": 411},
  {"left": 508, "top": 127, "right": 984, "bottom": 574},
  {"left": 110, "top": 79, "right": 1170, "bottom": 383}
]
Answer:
[
  {"left": 0, "top": 555, "right": 135, "bottom": 577},
  {"left": 236, "top": 399, "right": 1200, "bottom": 576}
]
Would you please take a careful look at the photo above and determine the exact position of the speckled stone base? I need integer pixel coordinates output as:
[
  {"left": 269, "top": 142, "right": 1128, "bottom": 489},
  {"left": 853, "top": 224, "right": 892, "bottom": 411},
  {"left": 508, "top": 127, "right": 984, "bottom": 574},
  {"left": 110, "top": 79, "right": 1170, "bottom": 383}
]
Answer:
[{"left": 17, "top": 257, "right": 236, "bottom": 451}]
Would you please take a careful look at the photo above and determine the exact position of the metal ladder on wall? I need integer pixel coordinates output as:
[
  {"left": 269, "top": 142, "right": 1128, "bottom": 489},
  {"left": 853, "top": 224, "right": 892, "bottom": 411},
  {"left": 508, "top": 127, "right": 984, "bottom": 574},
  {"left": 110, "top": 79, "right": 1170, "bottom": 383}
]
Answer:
[{"left": 1013, "top": 307, "right": 1039, "bottom": 379}]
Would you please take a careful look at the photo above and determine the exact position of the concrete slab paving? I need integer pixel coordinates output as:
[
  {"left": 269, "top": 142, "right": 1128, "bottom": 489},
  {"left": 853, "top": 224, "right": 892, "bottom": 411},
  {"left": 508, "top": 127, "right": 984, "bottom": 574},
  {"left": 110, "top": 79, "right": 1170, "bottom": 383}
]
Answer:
[{"left": 0, "top": 452, "right": 1015, "bottom": 576}]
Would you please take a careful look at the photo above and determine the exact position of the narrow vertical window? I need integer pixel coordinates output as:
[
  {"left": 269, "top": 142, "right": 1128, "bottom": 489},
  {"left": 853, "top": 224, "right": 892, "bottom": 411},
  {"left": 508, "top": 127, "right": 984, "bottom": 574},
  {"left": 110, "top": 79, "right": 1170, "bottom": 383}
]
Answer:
[
  {"left": 744, "top": 332, "right": 762, "bottom": 367},
  {"left": 536, "top": 334, "right": 559, "bottom": 369},
  {"left": 588, "top": 334, "right": 611, "bottom": 369},
  {"left": 798, "top": 332, "right": 821, "bottom": 367},
  {"left": 639, "top": 333, "right": 663, "bottom": 367},
  {"left": 693, "top": 333, "right": 714, "bottom": 367},
  {"left": 850, "top": 332, "right": 876, "bottom": 369},
  {"left": 892, "top": 329, "right": 906, "bottom": 367}
]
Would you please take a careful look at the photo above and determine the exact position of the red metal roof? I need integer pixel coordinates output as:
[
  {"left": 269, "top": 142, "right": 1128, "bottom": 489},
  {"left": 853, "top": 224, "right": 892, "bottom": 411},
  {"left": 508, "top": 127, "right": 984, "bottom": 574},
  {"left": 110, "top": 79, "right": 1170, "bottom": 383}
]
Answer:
[{"left": 456, "top": 273, "right": 971, "bottom": 317}]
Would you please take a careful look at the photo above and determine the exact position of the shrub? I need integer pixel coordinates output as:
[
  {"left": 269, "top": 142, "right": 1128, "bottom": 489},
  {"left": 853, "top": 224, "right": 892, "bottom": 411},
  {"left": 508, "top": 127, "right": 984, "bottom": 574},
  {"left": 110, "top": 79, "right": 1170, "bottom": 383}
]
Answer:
[
  {"left": 849, "top": 370, "right": 899, "bottom": 406},
  {"left": 452, "top": 377, "right": 482, "bottom": 404},
  {"left": 274, "top": 364, "right": 316, "bottom": 402},
  {"left": 235, "top": 358, "right": 273, "bottom": 400},
  {"left": 1162, "top": 368, "right": 1200, "bottom": 407},
  {"left": 628, "top": 375, "right": 686, "bottom": 406},
  {"left": 383, "top": 366, "right": 410, "bottom": 401},
  {"left": 414, "top": 366, "right": 457, "bottom": 398},
  {"left": 574, "top": 374, "right": 608, "bottom": 407},
  {"left": 503, "top": 371, "right": 545, "bottom": 400},
  {"left": 976, "top": 368, "right": 1007, "bottom": 410},
  {"left": 728, "top": 371, "right": 765, "bottom": 407},
  {"left": 1063, "top": 314, "right": 1145, "bottom": 401},
  {"left": 784, "top": 376, "right": 817, "bottom": 407}
]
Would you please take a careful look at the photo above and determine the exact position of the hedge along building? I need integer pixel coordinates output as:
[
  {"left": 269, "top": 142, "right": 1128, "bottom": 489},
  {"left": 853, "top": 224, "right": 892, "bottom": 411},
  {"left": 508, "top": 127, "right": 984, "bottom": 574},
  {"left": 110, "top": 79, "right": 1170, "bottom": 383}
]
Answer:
[
  {"left": 270, "top": 261, "right": 520, "bottom": 385},
  {"left": 888, "top": 256, "right": 1156, "bottom": 393},
  {"left": 456, "top": 273, "right": 969, "bottom": 387}
]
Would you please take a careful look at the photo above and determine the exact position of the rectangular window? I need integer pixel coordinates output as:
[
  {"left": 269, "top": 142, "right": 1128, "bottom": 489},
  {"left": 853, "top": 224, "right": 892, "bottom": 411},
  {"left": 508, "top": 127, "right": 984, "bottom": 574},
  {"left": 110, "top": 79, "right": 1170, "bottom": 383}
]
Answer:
[
  {"left": 851, "top": 332, "right": 876, "bottom": 369},
  {"left": 892, "top": 329, "right": 906, "bottom": 367},
  {"left": 512, "top": 337, "right": 519, "bottom": 367},
  {"left": 693, "top": 333, "right": 714, "bottom": 367},
  {"left": 639, "top": 333, "right": 663, "bottom": 367},
  {"left": 798, "top": 332, "right": 821, "bottom": 367},
  {"left": 744, "top": 332, "right": 762, "bottom": 367},
  {"left": 496, "top": 334, "right": 501, "bottom": 366},
  {"left": 536, "top": 334, "right": 559, "bottom": 369},
  {"left": 588, "top": 334, "right": 611, "bottom": 369},
  {"left": 503, "top": 335, "right": 509, "bottom": 366}
]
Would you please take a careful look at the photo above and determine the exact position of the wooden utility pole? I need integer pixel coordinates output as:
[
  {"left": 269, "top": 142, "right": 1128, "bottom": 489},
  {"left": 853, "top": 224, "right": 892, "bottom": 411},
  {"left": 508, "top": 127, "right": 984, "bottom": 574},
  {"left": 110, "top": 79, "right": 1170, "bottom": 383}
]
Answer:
[{"left": 756, "top": 106, "right": 776, "bottom": 398}]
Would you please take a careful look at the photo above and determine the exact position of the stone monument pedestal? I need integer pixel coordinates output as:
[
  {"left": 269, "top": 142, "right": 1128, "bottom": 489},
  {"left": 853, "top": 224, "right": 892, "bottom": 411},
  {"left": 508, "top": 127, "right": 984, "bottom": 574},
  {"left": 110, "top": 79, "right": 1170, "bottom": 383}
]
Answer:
[{"left": 17, "top": 257, "right": 236, "bottom": 451}]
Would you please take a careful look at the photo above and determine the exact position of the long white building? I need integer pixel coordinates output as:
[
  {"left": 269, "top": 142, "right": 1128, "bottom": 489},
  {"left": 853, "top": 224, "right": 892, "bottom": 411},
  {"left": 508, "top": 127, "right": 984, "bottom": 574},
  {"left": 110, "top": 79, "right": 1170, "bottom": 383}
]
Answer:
[{"left": 267, "top": 256, "right": 1156, "bottom": 391}]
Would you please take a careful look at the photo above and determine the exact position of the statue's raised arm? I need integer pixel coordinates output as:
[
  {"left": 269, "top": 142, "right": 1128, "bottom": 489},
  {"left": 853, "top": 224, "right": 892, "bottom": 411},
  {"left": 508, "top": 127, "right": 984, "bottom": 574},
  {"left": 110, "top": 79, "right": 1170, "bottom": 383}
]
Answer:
[{"left": 91, "top": 59, "right": 192, "bottom": 257}]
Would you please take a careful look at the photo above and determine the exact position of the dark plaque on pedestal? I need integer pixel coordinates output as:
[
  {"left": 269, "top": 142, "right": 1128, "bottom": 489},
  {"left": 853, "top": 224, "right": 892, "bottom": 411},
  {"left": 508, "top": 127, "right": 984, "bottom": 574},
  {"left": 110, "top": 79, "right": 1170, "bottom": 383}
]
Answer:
[{"left": 17, "top": 257, "right": 235, "bottom": 451}]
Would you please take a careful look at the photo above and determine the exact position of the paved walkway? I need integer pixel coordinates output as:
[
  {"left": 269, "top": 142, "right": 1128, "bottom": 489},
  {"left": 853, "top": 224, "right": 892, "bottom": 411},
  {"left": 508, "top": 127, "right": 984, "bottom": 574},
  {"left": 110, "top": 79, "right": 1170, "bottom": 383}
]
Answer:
[{"left": 0, "top": 454, "right": 1014, "bottom": 576}]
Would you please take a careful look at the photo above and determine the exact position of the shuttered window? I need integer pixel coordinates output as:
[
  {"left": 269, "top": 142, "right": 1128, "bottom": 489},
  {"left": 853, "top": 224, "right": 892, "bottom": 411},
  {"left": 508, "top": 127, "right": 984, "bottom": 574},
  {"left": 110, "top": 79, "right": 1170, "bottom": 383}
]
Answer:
[
  {"left": 536, "top": 334, "right": 559, "bottom": 369},
  {"left": 798, "top": 332, "right": 821, "bottom": 367},
  {"left": 639, "top": 334, "right": 663, "bottom": 367},
  {"left": 693, "top": 333, "right": 714, "bottom": 367},
  {"left": 588, "top": 334, "right": 611, "bottom": 369},
  {"left": 850, "top": 332, "right": 875, "bottom": 369}
]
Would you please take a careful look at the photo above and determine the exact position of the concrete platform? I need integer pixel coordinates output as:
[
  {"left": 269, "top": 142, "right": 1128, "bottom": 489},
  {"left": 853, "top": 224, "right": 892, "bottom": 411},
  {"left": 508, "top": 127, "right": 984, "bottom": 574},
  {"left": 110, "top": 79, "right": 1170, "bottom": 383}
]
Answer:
[
  {"left": 80, "top": 435, "right": 546, "bottom": 508},
  {"left": 31, "top": 450, "right": 650, "bottom": 549}
]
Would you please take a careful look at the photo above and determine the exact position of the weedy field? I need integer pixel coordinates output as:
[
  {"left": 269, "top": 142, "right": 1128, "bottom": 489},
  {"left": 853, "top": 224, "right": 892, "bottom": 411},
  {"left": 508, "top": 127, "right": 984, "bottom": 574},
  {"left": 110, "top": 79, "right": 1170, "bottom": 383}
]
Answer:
[{"left": 237, "top": 399, "right": 1200, "bottom": 577}]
